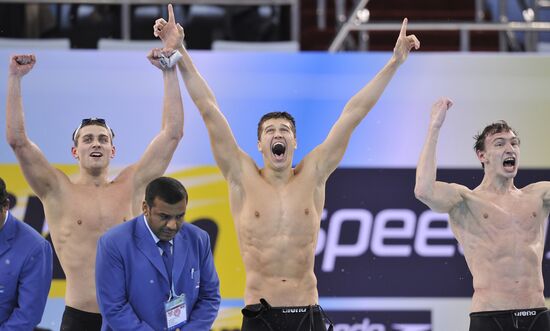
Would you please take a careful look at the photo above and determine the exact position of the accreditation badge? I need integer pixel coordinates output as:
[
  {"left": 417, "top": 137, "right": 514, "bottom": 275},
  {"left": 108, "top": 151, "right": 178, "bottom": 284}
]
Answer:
[{"left": 165, "top": 293, "right": 187, "bottom": 330}]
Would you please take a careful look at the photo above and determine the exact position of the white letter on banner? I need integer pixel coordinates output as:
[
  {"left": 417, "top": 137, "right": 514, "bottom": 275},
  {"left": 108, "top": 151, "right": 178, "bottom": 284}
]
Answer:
[
  {"left": 371, "top": 209, "right": 415, "bottom": 257},
  {"left": 322, "top": 209, "right": 372, "bottom": 272},
  {"left": 414, "top": 210, "right": 455, "bottom": 257}
]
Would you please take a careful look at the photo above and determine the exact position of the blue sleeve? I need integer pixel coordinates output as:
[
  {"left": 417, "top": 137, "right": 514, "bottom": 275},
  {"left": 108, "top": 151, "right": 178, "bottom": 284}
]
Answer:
[
  {"left": 180, "top": 233, "right": 220, "bottom": 331},
  {"left": 95, "top": 235, "right": 155, "bottom": 331},
  {"left": 0, "top": 240, "right": 52, "bottom": 331}
]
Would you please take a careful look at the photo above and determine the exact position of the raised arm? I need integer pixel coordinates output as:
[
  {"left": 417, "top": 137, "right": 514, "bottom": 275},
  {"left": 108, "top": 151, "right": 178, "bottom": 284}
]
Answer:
[
  {"left": 6, "top": 55, "right": 63, "bottom": 199},
  {"left": 308, "top": 19, "right": 420, "bottom": 179},
  {"left": 414, "top": 97, "right": 466, "bottom": 213},
  {"left": 130, "top": 47, "right": 184, "bottom": 191},
  {"left": 153, "top": 5, "right": 246, "bottom": 183}
]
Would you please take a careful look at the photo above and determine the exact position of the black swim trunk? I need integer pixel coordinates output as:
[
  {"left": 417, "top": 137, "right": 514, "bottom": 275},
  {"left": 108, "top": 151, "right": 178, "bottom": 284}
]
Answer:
[
  {"left": 60, "top": 306, "right": 102, "bottom": 331},
  {"left": 469, "top": 307, "right": 550, "bottom": 331},
  {"left": 241, "top": 298, "right": 334, "bottom": 331}
]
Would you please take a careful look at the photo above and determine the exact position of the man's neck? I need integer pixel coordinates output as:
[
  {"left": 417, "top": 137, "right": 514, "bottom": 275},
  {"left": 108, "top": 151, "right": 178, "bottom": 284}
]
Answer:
[
  {"left": 479, "top": 173, "right": 516, "bottom": 194},
  {"left": 75, "top": 168, "right": 111, "bottom": 186},
  {"left": 260, "top": 166, "right": 294, "bottom": 185}
]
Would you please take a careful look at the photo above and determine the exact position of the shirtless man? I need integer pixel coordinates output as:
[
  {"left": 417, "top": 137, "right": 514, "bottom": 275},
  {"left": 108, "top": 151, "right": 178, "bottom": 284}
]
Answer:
[
  {"left": 6, "top": 27, "right": 184, "bottom": 330},
  {"left": 415, "top": 98, "right": 550, "bottom": 330},
  {"left": 153, "top": 10, "right": 419, "bottom": 330}
]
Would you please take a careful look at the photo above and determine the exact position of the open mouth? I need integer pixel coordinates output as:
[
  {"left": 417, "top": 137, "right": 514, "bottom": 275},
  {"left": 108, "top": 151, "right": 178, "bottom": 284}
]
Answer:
[
  {"left": 503, "top": 157, "right": 516, "bottom": 169},
  {"left": 90, "top": 152, "right": 103, "bottom": 158},
  {"left": 271, "top": 142, "right": 286, "bottom": 159}
]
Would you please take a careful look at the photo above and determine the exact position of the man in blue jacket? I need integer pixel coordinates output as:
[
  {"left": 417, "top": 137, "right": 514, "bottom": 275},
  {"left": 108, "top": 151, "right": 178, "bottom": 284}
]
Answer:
[
  {"left": 0, "top": 177, "right": 53, "bottom": 330},
  {"left": 96, "top": 176, "right": 220, "bottom": 331}
]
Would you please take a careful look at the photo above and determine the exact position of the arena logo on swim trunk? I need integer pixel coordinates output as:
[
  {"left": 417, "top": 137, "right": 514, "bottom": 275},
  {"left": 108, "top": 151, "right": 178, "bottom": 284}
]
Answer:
[
  {"left": 282, "top": 308, "right": 308, "bottom": 313},
  {"left": 327, "top": 310, "right": 431, "bottom": 331},
  {"left": 314, "top": 168, "right": 550, "bottom": 297},
  {"left": 514, "top": 310, "right": 537, "bottom": 317}
]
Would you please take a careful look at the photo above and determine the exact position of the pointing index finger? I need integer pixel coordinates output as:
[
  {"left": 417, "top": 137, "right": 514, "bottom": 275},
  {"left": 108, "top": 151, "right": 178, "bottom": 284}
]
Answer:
[
  {"left": 168, "top": 4, "right": 175, "bottom": 23},
  {"left": 400, "top": 18, "right": 408, "bottom": 37}
]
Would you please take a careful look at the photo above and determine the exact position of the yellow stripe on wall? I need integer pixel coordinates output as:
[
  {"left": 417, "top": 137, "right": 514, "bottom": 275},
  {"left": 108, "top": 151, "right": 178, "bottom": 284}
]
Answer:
[{"left": 49, "top": 280, "right": 66, "bottom": 298}]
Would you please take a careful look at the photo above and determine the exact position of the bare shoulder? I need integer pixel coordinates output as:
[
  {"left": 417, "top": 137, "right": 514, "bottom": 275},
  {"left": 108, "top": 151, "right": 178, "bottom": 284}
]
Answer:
[
  {"left": 291, "top": 157, "right": 318, "bottom": 181},
  {"left": 450, "top": 182, "right": 472, "bottom": 195},
  {"left": 40, "top": 167, "right": 73, "bottom": 198},
  {"left": 114, "top": 164, "right": 138, "bottom": 183},
  {"left": 521, "top": 181, "right": 550, "bottom": 205},
  {"left": 240, "top": 150, "right": 259, "bottom": 171},
  {"left": 229, "top": 150, "right": 261, "bottom": 189},
  {"left": 39, "top": 171, "right": 80, "bottom": 216},
  {"left": 446, "top": 184, "right": 479, "bottom": 219},
  {"left": 521, "top": 181, "right": 550, "bottom": 193},
  {"left": 112, "top": 164, "right": 149, "bottom": 194},
  {"left": 52, "top": 167, "right": 72, "bottom": 182},
  {"left": 432, "top": 182, "right": 472, "bottom": 214},
  {"left": 301, "top": 144, "right": 323, "bottom": 167},
  {"left": 294, "top": 148, "right": 326, "bottom": 177}
]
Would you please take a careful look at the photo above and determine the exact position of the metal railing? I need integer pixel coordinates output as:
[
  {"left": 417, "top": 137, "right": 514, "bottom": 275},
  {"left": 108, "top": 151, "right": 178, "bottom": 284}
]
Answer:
[
  {"left": 2, "top": 0, "right": 300, "bottom": 42},
  {"left": 329, "top": 21, "right": 550, "bottom": 52},
  {"left": 327, "top": 0, "right": 550, "bottom": 52}
]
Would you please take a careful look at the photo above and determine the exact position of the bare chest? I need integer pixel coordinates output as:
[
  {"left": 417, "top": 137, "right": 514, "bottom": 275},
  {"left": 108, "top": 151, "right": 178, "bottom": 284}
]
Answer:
[
  {"left": 453, "top": 192, "right": 547, "bottom": 242},
  {"left": 235, "top": 178, "right": 323, "bottom": 242},
  {"left": 45, "top": 184, "right": 134, "bottom": 236}
]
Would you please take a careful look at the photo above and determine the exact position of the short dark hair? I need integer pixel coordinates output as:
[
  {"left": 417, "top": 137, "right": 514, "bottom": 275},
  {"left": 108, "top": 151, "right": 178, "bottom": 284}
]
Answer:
[
  {"left": 473, "top": 120, "right": 519, "bottom": 152},
  {"left": 145, "top": 177, "right": 188, "bottom": 208},
  {"left": 257, "top": 112, "right": 296, "bottom": 140},
  {"left": 72, "top": 118, "right": 115, "bottom": 146},
  {"left": 0, "top": 178, "right": 8, "bottom": 207}
]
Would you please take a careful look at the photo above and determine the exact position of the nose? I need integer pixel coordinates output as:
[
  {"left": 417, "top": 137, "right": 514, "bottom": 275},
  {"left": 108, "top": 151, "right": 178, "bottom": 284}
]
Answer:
[{"left": 165, "top": 219, "right": 178, "bottom": 231}]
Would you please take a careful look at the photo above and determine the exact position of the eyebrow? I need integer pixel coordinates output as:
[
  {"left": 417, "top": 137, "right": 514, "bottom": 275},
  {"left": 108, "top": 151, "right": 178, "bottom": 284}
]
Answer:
[
  {"left": 80, "top": 133, "right": 110, "bottom": 140},
  {"left": 159, "top": 212, "right": 186, "bottom": 218},
  {"left": 265, "top": 124, "right": 291, "bottom": 130},
  {"left": 492, "top": 137, "right": 518, "bottom": 143}
]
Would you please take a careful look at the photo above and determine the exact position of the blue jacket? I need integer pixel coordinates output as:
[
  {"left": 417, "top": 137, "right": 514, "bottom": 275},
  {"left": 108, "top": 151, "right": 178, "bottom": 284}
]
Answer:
[
  {"left": 96, "top": 215, "right": 220, "bottom": 331},
  {"left": 0, "top": 212, "right": 53, "bottom": 331}
]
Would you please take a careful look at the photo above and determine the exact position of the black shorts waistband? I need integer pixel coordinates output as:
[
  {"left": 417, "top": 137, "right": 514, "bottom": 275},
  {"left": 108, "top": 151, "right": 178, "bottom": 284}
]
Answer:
[
  {"left": 470, "top": 307, "right": 548, "bottom": 317},
  {"left": 244, "top": 303, "right": 322, "bottom": 313},
  {"left": 64, "top": 306, "right": 102, "bottom": 320},
  {"left": 242, "top": 298, "right": 333, "bottom": 331}
]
